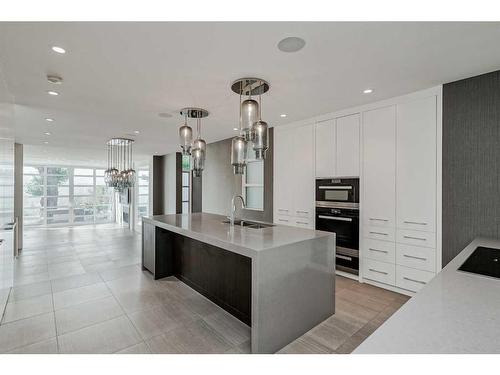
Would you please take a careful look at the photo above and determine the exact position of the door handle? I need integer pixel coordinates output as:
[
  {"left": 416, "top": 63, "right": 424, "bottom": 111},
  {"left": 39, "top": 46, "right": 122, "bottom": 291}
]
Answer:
[
  {"left": 336, "top": 254, "right": 352, "bottom": 261},
  {"left": 369, "top": 268, "right": 388, "bottom": 275},
  {"left": 403, "top": 277, "right": 427, "bottom": 285},
  {"left": 369, "top": 248, "right": 388, "bottom": 254},
  {"left": 403, "top": 220, "right": 427, "bottom": 225},
  {"left": 369, "top": 231, "right": 388, "bottom": 236},
  {"left": 403, "top": 235, "right": 426, "bottom": 241},
  {"left": 318, "top": 215, "right": 352, "bottom": 222},
  {"left": 403, "top": 254, "right": 427, "bottom": 261}
]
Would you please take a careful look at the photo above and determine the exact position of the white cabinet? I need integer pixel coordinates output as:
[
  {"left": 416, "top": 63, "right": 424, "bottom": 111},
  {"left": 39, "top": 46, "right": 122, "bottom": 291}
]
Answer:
[
  {"left": 274, "top": 123, "right": 315, "bottom": 228},
  {"left": 362, "top": 106, "right": 396, "bottom": 227},
  {"left": 315, "top": 120, "right": 335, "bottom": 178},
  {"left": 396, "top": 96, "right": 437, "bottom": 232},
  {"left": 336, "top": 114, "right": 360, "bottom": 177},
  {"left": 315, "top": 114, "right": 360, "bottom": 178}
]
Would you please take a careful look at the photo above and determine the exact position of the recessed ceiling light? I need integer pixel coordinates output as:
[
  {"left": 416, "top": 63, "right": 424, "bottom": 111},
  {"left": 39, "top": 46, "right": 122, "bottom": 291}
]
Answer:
[
  {"left": 47, "top": 91, "right": 59, "bottom": 96},
  {"left": 363, "top": 89, "right": 373, "bottom": 94},
  {"left": 44, "top": 132, "right": 51, "bottom": 136},
  {"left": 277, "top": 37, "right": 306, "bottom": 53},
  {"left": 47, "top": 75, "right": 63, "bottom": 84},
  {"left": 134, "top": 130, "right": 140, "bottom": 134},
  {"left": 45, "top": 118, "right": 54, "bottom": 122},
  {"left": 154, "top": 152, "right": 159, "bottom": 155},
  {"left": 51, "top": 46, "right": 66, "bottom": 54},
  {"left": 233, "top": 127, "right": 238, "bottom": 131},
  {"left": 44, "top": 141, "right": 49, "bottom": 144},
  {"left": 280, "top": 114, "right": 287, "bottom": 118}
]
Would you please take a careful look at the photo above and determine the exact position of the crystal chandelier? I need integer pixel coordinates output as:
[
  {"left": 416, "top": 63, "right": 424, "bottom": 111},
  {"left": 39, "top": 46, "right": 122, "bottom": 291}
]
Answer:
[
  {"left": 104, "top": 138, "right": 136, "bottom": 191},
  {"left": 230, "top": 78, "right": 270, "bottom": 174},
  {"left": 178, "top": 108, "right": 208, "bottom": 177}
]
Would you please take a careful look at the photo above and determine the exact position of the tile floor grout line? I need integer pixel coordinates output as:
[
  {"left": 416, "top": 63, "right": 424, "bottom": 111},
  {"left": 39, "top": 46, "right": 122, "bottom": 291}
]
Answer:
[
  {"left": 49, "top": 279, "right": 61, "bottom": 354},
  {"left": 0, "top": 287, "right": 12, "bottom": 325}
]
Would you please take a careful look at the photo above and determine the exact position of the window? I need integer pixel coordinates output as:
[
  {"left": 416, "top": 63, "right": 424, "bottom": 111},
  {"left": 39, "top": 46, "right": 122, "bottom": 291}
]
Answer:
[
  {"left": 242, "top": 159, "right": 264, "bottom": 210},
  {"left": 181, "top": 155, "right": 191, "bottom": 213},
  {"left": 135, "top": 168, "right": 149, "bottom": 228},
  {"left": 23, "top": 165, "right": 115, "bottom": 227}
]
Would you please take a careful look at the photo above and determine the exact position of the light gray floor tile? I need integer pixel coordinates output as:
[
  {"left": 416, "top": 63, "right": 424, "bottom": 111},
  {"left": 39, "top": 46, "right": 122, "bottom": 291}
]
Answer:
[
  {"left": 128, "top": 304, "right": 189, "bottom": 340},
  {"left": 9, "top": 281, "right": 52, "bottom": 302},
  {"left": 0, "top": 312, "right": 56, "bottom": 352},
  {"left": 105, "top": 274, "right": 156, "bottom": 293},
  {"left": 58, "top": 315, "right": 142, "bottom": 354},
  {"left": 55, "top": 295, "right": 124, "bottom": 335},
  {"left": 83, "top": 261, "right": 116, "bottom": 273},
  {"left": 203, "top": 310, "right": 251, "bottom": 346},
  {"left": 80, "top": 255, "right": 111, "bottom": 266},
  {"left": 180, "top": 292, "right": 221, "bottom": 317},
  {"left": 2, "top": 293, "right": 54, "bottom": 323},
  {"left": 99, "top": 264, "right": 142, "bottom": 282},
  {"left": 13, "top": 272, "right": 50, "bottom": 286},
  {"left": 48, "top": 261, "right": 86, "bottom": 280},
  {"left": 114, "top": 289, "right": 163, "bottom": 313},
  {"left": 7, "top": 337, "right": 58, "bottom": 354},
  {"left": 53, "top": 282, "right": 111, "bottom": 310},
  {"left": 47, "top": 255, "right": 80, "bottom": 265},
  {"left": 51, "top": 272, "right": 102, "bottom": 293},
  {"left": 146, "top": 319, "right": 232, "bottom": 354},
  {"left": 116, "top": 341, "right": 151, "bottom": 354},
  {"left": 278, "top": 336, "right": 332, "bottom": 354}
]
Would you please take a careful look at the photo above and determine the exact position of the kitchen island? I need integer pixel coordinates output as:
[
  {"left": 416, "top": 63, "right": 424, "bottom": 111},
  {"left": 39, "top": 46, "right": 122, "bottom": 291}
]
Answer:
[
  {"left": 355, "top": 237, "right": 500, "bottom": 354},
  {"left": 142, "top": 212, "right": 335, "bottom": 354}
]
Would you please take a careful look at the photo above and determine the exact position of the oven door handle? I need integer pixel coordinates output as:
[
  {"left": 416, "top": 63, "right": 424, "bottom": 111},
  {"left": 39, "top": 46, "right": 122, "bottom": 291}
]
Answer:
[
  {"left": 318, "top": 186, "right": 353, "bottom": 190},
  {"left": 318, "top": 215, "right": 353, "bottom": 222},
  {"left": 336, "top": 254, "right": 353, "bottom": 261}
]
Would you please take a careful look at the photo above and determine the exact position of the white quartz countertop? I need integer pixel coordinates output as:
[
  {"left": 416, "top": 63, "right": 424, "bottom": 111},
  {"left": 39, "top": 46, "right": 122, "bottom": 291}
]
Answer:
[
  {"left": 355, "top": 237, "right": 500, "bottom": 354},
  {"left": 143, "top": 213, "right": 333, "bottom": 257}
]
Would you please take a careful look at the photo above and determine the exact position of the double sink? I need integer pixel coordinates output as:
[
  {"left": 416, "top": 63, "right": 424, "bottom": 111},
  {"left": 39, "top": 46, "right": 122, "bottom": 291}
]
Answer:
[{"left": 222, "top": 219, "right": 275, "bottom": 230}]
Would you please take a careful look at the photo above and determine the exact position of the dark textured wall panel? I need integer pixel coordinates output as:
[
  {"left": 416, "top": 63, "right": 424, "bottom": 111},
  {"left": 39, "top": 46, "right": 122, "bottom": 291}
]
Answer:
[{"left": 442, "top": 70, "right": 500, "bottom": 265}]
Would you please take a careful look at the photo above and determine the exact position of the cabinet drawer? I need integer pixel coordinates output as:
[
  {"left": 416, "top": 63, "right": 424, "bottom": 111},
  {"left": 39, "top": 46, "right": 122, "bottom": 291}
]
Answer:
[
  {"left": 275, "top": 215, "right": 293, "bottom": 226},
  {"left": 363, "top": 225, "right": 395, "bottom": 242},
  {"left": 276, "top": 207, "right": 291, "bottom": 216},
  {"left": 362, "top": 258, "right": 395, "bottom": 286},
  {"left": 396, "top": 243, "right": 436, "bottom": 272},
  {"left": 396, "top": 229, "right": 435, "bottom": 248},
  {"left": 396, "top": 265, "right": 435, "bottom": 292},
  {"left": 363, "top": 238, "right": 395, "bottom": 263},
  {"left": 364, "top": 216, "right": 394, "bottom": 228},
  {"left": 295, "top": 209, "right": 312, "bottom": 218},
  {"left": 294, "top": 218, "right": 312, "bottom": 228}
]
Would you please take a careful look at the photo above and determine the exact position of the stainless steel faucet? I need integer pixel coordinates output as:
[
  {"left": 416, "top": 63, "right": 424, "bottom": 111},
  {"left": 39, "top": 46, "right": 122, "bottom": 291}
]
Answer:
[{"left": 230, "top": 194, "right": 245, "bottom": 226}]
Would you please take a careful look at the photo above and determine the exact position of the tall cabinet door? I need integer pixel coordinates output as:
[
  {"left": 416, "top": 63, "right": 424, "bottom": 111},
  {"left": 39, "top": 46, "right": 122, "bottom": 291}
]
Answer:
[
  {"left": 396, "top": 96, "right": 437, "bottom": 232},
  {"left": 336, "top": 114, "right": 360, "bottom": 177},
  {"left": 274, "top": 126, "right": 294, "bottom": 218},
  {"left": 362, "top": 106, "right": 396, "bottom": 227},
  {"left": 315, "top": 119, "right": 335, "bottom": 178},
  {"left": 293, "top": 124, "right": 315, "bottom": 219}
]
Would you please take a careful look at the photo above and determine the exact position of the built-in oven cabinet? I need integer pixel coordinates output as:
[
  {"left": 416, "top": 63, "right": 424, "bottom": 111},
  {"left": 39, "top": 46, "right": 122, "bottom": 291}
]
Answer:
[
  {"left": 362, "top": 106, "right": 396, "bottom": 228},
  {"left": 314, "top": 114, "right": 360, "bottom": 178},
  {"left": 274, "top": 123, "right": 315, "bottom": 229},
  {"left": 396, "top": 96, "right": 437, "bottom": 233}
]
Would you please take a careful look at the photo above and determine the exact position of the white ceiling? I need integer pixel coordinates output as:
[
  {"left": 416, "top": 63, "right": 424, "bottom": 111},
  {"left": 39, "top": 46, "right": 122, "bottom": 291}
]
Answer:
[{"left": 1, "top": 22, "right": 500, "bottom": 162}]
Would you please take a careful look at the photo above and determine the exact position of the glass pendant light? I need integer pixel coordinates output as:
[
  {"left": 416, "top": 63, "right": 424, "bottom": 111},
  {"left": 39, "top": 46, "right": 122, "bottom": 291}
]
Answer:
[
  {"left": 179, "top": 112, "right": 193, "bottom": 156},
  {"left": 241, "top": 97, "right": 259, "bottom": 141},
  {"left": 252, "top": 83, "right": 269, "bottom": 160},
  {"left": 192, "top": 114, "right": 207, "bottom": 177},
  {"left": 231, "top": 91, "right": 248, "bottom": 174},
  {"left": 105, "top": 138, "right": 135, "bottom": 191}
]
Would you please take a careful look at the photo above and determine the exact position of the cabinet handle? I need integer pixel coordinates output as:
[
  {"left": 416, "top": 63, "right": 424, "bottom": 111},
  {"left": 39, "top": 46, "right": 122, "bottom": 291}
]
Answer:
[
  {"left": 278, "top": 219, "right": 289, "bottom": 222},
  {"left": 369, "top": 218, "right": 389, "bottom": 222},
  {"left": 278, "top": 209, "right": 289, "bottom": 212},
  {"left": 403, "top": 277, "right": 427, "bottom": 285},
  {"left": 296, "top": 221, "right": 309, "bottom": 225},
  {"left": 296, "top": 210, "right": 309, "bottom": 214},
  {"left": 369, "top": 231, "right": 388, "bottom": 236},
  {"left": 403, "top": 235, "right": 426, "bottom": 241},
  {"left": 369, "top": 248, "right": 388, "bottom": 254},
  {"left": 319, "top": 186, "right": 353, "bottom": 190},
  {"left": 403, "top": 220, "right": 427, "bottom": 225},
  {"left": 369, "top": 268, "right": 388, "bottom": 275},
  {"left": 403, "top": 254, "right": 427, "bottom": 261}
]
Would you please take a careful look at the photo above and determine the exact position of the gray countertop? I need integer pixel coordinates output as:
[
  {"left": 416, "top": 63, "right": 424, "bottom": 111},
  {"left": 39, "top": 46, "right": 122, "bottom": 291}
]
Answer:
[
  {"left": 143, "top": 212, "right": 333, "bottom": 258},
  {"left": 355, "top": 237, "right": 500, "bottom": 354}
]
